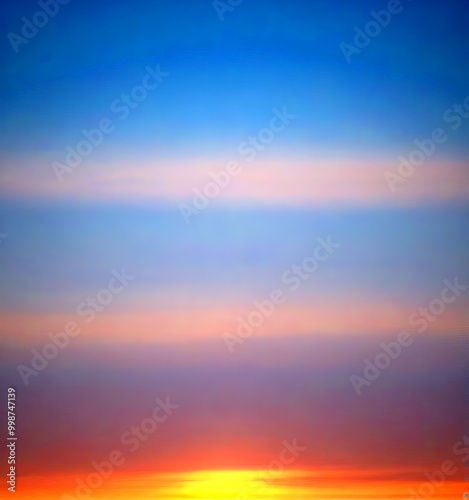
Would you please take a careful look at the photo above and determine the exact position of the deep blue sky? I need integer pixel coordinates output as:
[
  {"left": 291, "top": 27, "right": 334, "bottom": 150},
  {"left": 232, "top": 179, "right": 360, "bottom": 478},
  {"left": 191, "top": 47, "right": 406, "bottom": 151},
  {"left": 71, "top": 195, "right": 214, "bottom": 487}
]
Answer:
[{"left": 1, "top": 0, "right": 469, "bottom": 159}]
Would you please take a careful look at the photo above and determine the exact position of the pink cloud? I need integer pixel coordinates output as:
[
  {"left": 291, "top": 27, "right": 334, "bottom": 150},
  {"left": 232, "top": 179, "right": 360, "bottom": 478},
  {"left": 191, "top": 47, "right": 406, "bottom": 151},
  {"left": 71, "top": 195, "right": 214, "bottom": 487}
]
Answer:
[{"left": 1, "top": 155, "right": 466, "bottom": 206}]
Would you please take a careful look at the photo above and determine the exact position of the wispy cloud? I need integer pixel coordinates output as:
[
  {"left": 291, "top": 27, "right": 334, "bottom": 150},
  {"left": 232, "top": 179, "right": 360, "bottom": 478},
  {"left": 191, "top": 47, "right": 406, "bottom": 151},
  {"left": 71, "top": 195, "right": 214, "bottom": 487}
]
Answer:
[{"left": 1, "top": 157, "right": 467, "bottom": 207}]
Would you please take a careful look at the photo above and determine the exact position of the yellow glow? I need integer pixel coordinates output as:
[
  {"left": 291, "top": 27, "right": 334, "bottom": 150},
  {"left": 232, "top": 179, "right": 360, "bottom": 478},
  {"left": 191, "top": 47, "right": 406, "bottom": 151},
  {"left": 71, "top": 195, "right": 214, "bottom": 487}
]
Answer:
[{"left": 176, "top": 469, "right": 289, "bottom": 499}]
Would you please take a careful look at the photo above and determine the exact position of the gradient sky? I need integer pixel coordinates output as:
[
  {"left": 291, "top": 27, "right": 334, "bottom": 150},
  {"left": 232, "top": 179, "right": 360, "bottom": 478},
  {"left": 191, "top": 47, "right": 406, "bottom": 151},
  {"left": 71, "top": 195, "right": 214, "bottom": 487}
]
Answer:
[{"left": 1, "top": 0, "right": 468, "bottom": 499}]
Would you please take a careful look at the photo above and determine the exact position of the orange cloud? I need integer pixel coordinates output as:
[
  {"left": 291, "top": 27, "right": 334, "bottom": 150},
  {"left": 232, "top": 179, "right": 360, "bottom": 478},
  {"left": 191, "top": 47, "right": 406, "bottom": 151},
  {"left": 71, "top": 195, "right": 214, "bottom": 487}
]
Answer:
[
  {"left": 1, "top": 297, "right": 464, "bottom": 348},
  {"left": 16, "top": 469, "right": 467, "bottom": 499}
]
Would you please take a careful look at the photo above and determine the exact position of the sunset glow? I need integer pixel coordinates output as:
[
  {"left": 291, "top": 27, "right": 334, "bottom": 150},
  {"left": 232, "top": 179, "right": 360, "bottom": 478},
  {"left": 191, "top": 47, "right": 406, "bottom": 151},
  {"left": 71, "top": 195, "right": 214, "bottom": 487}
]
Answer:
[{"left": 1, "top": 0, "right": 467, "bottom": 499}]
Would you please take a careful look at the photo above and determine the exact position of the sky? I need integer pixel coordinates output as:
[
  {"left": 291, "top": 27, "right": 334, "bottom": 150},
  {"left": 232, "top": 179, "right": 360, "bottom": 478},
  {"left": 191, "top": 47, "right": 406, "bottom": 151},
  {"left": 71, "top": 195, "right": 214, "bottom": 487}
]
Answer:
[{"left": 0, "top": 0, "right": 468, "bottom": 499}]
